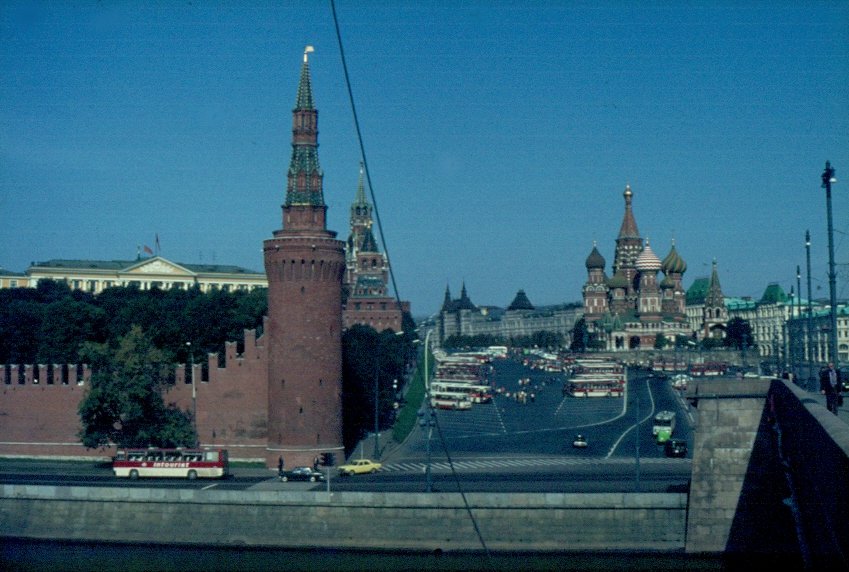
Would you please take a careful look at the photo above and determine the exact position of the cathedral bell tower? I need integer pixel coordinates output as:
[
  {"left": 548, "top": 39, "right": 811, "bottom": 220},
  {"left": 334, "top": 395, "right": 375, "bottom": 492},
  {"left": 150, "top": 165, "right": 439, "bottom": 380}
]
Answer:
[{"left": 262, "top": 47, "right": 346, "bottom": 468}]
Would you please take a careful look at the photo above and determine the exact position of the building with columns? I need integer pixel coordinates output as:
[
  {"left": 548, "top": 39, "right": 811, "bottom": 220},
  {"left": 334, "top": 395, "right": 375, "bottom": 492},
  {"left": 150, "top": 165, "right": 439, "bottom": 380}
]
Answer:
[{"left": 0, "top": 257, "right": 265, "bottom": 294}]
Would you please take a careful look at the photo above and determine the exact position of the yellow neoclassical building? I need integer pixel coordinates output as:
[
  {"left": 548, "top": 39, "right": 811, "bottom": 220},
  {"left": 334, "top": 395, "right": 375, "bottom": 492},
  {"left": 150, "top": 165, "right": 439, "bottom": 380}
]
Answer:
[{"left": 0, "top": 256, "right": 267, "bottom": 294}]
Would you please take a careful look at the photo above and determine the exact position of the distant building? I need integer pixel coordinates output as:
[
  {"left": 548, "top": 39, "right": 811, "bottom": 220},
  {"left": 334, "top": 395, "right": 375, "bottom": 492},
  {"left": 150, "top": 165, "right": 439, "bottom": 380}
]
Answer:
[
  {"left": 341, "top": 163, "right": 409, "bottom": 333},
  {"left": 2, "top": 257, "right": 266, "bottom": 294},
  {"left": 685, "top": 259, "right": 730, "bottom": 342},
  {"left": 437, "top": 283, "right": 581, "bottom": 346},
  {"left": 581, "top": 185, "right": 690, "bottom": 350}
]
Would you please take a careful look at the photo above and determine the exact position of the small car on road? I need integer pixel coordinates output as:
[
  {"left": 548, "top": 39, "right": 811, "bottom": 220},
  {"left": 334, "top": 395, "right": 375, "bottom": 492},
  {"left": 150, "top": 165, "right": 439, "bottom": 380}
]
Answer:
[
  {"left": 664, "top": 438, "right": 688, "bottom": 458},
  {"left": 279, "top": 466, "right": 325, "bottom": 482},
  {"left": 337, "top": 459, "right": 382, "bottom": 476}
]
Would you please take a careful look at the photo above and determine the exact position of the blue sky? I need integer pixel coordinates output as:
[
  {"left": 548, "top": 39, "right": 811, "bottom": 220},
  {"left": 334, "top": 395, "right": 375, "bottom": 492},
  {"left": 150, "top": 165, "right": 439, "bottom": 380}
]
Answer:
[{"left": 1, "top": 1, "right": 847, "bottom": 319}]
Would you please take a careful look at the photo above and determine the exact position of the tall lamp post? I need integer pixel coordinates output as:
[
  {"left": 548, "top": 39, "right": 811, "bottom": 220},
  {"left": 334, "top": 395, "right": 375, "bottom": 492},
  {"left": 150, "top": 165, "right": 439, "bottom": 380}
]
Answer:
[
  {"left": 373, "top": 350, "right": 380, "bottom": 459},
  {"left": 821, "top": 161, "right": 839, "bottom": 370},
  {"left": 795, "top": 266, "right": 802, "bottom": 381},
  {"left": 186, "top": 341, "right": 196, "bottom": 439},
  {"left": 423, "top": 328, "right": 434, "bottom": 492},
  {"left": 806, "top": 230, "right": 814, "bottom": 390}
]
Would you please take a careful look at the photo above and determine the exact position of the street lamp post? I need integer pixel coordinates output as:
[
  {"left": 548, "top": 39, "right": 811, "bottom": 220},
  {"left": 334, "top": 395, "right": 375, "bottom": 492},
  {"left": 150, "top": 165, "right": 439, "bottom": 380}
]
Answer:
[
  {"left": 186, "top": 341, "right": 196, "bottom": 439},
  {"left": 806, "top": 230, "right": 815, "bottom": 391},
  {"left": 373, "top": 351, "right": 380, "bottom": 459},
  {"left": 423, "top": 328, "right": 434, "bottom": 492},
  {"left": 821, "top": 161, "right": 839, "bottom": 370}
]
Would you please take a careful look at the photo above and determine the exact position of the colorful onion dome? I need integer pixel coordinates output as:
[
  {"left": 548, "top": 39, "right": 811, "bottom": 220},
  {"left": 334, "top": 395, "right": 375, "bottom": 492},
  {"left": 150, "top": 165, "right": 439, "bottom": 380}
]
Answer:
[
  {"left": 635, "top": 239, "right": 662, "bottom": 272},
  {"left": 661, "top": 240, "right": 687, "bottom": 274}
]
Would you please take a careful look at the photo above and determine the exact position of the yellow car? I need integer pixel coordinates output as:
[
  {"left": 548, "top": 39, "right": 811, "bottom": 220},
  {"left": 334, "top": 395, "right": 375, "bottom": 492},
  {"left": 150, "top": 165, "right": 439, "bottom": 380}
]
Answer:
[{"left": 337, "top": 459, "right": 382, "bottom": 476}]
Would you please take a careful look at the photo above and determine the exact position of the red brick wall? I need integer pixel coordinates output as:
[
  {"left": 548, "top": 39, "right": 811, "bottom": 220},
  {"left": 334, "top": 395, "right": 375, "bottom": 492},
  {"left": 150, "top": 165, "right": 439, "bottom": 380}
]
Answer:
[
  {"left": 0, "top": 327, "right": 271, "bottom": 462},
  {"left": 166, "top": 326, "right": 269, "bottom": 461},
  {"left": 0, "top": 365, "right": 103, "bottom": 459}
]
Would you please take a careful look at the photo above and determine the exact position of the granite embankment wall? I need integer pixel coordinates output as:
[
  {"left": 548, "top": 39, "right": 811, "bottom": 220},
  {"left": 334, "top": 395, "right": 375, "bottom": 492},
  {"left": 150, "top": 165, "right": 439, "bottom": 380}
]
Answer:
[
  {"left": 684, "top": 378, "right": 849, "bottom": 568},
  {"left": 0, "top": 487, "right": 686, "bottom": 553}
]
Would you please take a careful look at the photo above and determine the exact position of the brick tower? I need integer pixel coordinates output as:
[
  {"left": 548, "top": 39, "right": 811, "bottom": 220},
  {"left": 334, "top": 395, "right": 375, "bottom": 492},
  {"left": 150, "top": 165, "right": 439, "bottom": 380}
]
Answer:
[{"left": 263, "top": 46, "right": 346, "bottom": 468}]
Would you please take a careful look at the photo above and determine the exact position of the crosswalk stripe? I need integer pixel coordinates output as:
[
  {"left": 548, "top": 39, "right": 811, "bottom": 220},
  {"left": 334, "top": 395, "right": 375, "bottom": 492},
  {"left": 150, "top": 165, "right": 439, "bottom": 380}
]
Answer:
[{"left": 378, "top": 456, "right": 690, "bottom": 473}]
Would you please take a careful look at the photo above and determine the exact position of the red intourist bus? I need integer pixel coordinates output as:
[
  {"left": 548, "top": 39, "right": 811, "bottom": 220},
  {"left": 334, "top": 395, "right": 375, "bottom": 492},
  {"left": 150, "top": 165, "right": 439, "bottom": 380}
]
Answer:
[{"left": 112, "top": 447, "right": 229, "bottom": 480}]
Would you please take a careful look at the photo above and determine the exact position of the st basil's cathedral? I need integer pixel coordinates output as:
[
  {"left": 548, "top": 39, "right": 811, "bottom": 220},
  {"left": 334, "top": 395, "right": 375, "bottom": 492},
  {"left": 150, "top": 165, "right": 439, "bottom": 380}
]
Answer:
[{"left": 582, "top": 184, "right": 690, "bottom": 350}]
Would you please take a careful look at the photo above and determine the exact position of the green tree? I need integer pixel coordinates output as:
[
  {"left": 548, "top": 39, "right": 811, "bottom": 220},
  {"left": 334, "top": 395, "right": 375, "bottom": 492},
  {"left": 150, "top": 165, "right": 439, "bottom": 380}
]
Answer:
[
  {"left": 341, "top": 324, "right": 414, "bottom": 454},
  {"left": 37, "top": 298, "right": 107, "bottom": 363},
  {"left": 655, "top": 333, "right": 668, "bottom": 349},
  {"left": 570, "top": 318, "right": 588, "bottom": 352},
  {"left": 0, "top": 293, "right": 43, "bottom": 363},
  {"left": 341, "top": 325, "right": 380, "bottom": 451},
  {"left": 78, "top": 325, "right": 195, "bottom": 450}
]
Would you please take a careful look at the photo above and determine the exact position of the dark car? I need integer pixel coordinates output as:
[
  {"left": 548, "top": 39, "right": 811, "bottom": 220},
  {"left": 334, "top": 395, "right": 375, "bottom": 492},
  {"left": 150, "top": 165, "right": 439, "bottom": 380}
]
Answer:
[
  {"left": 279, "top": 466, "right": 325, "bottom": 482},
  {"left": 664, "top": 438, "right": 688, "bottom": 458}
]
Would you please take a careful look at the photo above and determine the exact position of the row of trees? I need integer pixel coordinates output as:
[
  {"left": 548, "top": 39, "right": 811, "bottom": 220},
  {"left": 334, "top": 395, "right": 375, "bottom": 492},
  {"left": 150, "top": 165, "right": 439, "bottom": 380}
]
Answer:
[{"left": 0, "top": 280, "right": 267, "bottom": 366}]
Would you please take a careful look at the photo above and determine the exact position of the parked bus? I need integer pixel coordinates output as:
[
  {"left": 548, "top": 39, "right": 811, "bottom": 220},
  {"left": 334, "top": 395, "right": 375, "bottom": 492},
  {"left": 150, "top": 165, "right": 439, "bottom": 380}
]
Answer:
[
  {"left": 430, "top": 394, "right": 472, "bottom": 410},
  {"left": 652, "top": 411, "right": 676, "bottom": 443},
  {"left": 688, "top": 362, "right": 729, "bottom": 377},
  {"left": 113, "top": 447, "right": 229, "bottom": 480},
  {"left": 431, "top": 380, "right": 492, "bottom": 404},
  {"left": 564, "top": 358, "right": 626, "bottom": 398},
  {"left": 566, "top": 375, "right": 625, "bottom": 397}
]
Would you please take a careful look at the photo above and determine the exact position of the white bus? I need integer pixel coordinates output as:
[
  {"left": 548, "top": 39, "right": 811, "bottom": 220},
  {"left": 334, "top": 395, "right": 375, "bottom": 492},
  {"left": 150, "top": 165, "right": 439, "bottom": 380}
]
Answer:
[
  {"left": 113, "top": 448, "right": 229, "bottom": 480},
  {"left": 431, "top": 380, "right": 492, "bottom": 404}
]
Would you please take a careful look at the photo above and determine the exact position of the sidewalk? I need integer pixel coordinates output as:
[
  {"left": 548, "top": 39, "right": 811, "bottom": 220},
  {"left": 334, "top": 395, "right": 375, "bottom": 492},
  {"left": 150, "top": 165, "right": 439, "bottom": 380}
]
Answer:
[{"left": 805, "top": 389, "right": 848, "bottom": 424}]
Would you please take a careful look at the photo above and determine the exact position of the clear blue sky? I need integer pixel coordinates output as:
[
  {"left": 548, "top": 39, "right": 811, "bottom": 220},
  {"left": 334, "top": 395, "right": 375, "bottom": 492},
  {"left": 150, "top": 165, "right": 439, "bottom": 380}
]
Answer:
[{"left": 2, "top": 1, "right": 847, "bottom": 319}]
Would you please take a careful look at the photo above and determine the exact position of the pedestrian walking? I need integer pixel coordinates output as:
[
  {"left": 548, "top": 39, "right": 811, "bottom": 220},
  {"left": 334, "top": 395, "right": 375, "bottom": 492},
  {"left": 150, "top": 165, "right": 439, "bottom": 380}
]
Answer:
[{"left": 819, "top": 362, "right": 843, "bottom": 415}]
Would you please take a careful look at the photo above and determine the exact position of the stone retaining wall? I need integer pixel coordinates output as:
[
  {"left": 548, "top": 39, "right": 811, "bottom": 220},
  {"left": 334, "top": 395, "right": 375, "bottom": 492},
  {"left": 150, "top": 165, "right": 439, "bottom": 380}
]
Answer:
[{"left": 0, "top": 486, "right": 686, "bottom": 553}]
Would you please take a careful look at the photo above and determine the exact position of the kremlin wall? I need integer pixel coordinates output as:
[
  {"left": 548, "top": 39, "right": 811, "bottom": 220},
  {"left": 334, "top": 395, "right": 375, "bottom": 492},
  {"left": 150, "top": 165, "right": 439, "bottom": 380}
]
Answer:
[{"left": 1, "top": 329, "right": 267, "bottom": 461}]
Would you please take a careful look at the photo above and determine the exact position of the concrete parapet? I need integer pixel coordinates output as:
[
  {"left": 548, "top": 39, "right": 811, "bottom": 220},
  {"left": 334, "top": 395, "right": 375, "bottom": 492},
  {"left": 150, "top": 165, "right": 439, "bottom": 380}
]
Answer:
[{"left": 0, "top": 485, "right": 687, "bottom": 553}]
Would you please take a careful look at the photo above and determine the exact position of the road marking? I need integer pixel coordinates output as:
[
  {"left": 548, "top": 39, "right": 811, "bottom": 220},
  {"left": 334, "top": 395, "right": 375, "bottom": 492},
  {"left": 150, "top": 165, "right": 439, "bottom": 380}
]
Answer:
[{"left": 379, "top": 456, "right": 691, "bottom": 473}]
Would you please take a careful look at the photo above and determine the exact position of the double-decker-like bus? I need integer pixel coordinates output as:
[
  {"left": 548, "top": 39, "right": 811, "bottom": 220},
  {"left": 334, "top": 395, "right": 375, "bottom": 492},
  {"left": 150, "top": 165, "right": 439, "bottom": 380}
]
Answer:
[
  {"left": 566, "top": 375, "right": 625, "bottom": 397},
  {"left": 113, "top": 447, "right": 230, "bottom": 480},
  {"left": 652, "top": 411, "right": 676, "bottom": 443},
  {"left": 565, "top": 359, "right": 626, "bottom": 397}
]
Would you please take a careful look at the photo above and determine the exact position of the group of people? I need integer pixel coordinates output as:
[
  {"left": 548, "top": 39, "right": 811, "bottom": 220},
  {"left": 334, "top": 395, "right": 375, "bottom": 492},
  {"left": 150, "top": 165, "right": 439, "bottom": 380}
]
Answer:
[{"left": 819, "top": 362, "right": 844, "bottom": 415}]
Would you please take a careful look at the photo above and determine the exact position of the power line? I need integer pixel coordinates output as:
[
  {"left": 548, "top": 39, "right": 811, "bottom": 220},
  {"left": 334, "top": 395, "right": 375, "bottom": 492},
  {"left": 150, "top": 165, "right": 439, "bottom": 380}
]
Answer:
[
  {"left": 330, "top": 1, "right": 491, "bottom": 559},
  {"left": 330, "top": 0, "right": 403, "bottom": 312}
]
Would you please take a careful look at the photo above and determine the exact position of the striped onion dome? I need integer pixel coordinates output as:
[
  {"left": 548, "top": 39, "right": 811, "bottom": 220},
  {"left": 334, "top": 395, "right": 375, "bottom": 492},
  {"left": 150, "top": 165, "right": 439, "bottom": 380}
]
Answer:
[{"left": 635, "top": 239, "right": 662, "bottom": 272}]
